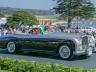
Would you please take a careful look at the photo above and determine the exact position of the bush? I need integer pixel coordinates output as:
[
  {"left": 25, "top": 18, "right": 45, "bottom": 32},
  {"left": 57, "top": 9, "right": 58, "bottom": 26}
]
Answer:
[{"left": 0, "top": 56, "right": 95, "bottom": 72}]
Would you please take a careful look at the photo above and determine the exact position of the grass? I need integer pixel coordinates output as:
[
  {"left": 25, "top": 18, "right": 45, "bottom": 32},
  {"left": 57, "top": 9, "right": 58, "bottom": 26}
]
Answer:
[{"left": 0, "top": 70, "right": 12, "bottom": 72}]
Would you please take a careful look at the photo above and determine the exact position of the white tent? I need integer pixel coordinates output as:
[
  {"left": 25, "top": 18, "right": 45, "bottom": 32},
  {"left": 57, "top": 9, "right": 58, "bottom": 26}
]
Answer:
[{"left": 0, "top": 17, "right": 7, "bottom": 25}]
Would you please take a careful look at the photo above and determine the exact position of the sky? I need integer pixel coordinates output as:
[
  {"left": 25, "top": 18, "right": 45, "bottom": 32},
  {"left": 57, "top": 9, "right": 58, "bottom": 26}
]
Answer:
[{"left": 0, "top": 0, "right": 95, "bottom": 10}]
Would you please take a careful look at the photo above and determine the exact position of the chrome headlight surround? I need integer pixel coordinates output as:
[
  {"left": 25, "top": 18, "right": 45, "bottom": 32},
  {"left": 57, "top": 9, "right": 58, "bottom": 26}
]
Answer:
[
  {"left": 88, "top": 35, "right": 95, "bottom": 47},
  {"left": 75, "top": 38, "right": 83, "bottom": 51}
]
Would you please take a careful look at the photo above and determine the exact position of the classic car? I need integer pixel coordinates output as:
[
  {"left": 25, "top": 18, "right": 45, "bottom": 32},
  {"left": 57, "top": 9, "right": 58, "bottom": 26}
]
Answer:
[{"left": 0, "top": 32, "right": 93, "bottom": 60}]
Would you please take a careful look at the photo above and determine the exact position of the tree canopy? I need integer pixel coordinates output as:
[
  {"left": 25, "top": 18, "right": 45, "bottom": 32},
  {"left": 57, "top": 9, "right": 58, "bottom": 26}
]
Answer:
[
  {"left": 7, "top": 10, "right": 38, "bottom": 27},
  {"left": 53, "top": 0, "right": 95, "bottom": 28},
  {"left": 0, "top": 12, "right": 4, "bottom": 17}
]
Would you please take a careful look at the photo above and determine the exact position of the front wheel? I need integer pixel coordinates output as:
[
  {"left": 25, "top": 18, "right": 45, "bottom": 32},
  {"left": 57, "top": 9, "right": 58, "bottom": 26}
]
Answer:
[
  {"left": 7, "top": 42, "right": 17, "bottom": 54},
  {"left": 58, "top": 45, "right": 73, "bottom": 60}
]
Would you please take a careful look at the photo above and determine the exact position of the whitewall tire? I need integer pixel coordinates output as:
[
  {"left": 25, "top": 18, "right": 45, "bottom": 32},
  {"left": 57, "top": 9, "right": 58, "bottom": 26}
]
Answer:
[
  {"left": 59, "top": 45, "right": 73, "bottom": 60},
  {"left": 7, "top": 42, "right": 16, "bottom": 54}
]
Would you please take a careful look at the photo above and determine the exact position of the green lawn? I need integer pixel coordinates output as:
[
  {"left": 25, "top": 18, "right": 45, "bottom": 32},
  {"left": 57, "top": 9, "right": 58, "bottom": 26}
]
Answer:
[{"left": 0, "top": 70, "right": 12, "bottom": 72}]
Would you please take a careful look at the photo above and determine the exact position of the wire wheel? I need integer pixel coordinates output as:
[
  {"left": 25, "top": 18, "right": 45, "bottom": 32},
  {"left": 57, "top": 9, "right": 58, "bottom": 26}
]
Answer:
[
  {"left": 59, "top": 45, "right": 72, "bottom": 60},
  {"left": 7, "top": 42, "right": 16, "bottom": 54}
]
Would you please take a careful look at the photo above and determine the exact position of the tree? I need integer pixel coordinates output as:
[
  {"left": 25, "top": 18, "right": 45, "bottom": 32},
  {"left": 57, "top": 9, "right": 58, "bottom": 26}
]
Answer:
[
  {"left": 53, "top": 0, "right": 95, "bottom": 28},
  {"left": 7, "top": 10, "right": 38, "bottom": 27},
  {"left": 0, "top": 12, "right": 4, "bottom": 17}
]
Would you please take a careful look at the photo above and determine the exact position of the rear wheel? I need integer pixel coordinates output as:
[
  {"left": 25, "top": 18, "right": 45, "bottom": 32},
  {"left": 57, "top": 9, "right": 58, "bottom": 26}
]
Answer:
[
  {"left": 7, "top": 42, "right": 17, "bottom": 54},
  {"left": 59, "top": 45, "right": 73, "bottom": 60}
]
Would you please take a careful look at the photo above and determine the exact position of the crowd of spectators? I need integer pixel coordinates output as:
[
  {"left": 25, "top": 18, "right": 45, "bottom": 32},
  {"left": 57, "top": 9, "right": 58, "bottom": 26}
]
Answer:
[{"left": 0, "top": 24, "right": 96, "bottom": 39}]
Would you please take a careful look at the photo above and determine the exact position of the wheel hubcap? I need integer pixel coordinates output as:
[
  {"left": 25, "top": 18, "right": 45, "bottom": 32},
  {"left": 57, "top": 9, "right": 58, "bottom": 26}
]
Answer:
[
  {"left": 7, "top": 42, "right": 15, "bottom": 53},
  {"left": 59, "top": 46, "right": 70, "bottom": 59}
]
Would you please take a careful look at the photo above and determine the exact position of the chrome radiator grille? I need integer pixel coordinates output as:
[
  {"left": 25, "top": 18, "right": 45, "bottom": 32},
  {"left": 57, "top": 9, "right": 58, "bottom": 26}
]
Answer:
[{"left": 82, "top": 36, "right": 88, "bottom": 49}]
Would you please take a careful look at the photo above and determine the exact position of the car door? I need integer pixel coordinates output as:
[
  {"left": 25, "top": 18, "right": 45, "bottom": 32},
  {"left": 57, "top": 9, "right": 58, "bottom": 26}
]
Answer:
[
  {"left": 22, "top": 34, "right": 59, "bottom": 52},
  {"left": 39, "top": 37, "right": 59, "bottom": 52},
  {"left": 30, "top": 35, "right": 59, "bottom": 52},
  {"left": 21, "top": 35, "right": 46, "bottom": 51},
  {"left": 30, "top": 35, "right": 47, "bottom": 51}
]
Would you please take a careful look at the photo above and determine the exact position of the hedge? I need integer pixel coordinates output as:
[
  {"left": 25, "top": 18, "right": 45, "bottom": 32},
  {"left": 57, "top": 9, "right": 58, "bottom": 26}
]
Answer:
[
  {"left": 0, "top": 56, "right": 95, "bottom": 72},
  {"left": 0, "top": 70, "right": 11, "bottom": 72}
]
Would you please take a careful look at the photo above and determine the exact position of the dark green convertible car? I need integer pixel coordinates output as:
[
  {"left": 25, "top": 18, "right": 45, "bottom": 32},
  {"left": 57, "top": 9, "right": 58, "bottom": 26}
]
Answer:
[{"left": 0, "top": 32, "right": 94, "bottom": 60}]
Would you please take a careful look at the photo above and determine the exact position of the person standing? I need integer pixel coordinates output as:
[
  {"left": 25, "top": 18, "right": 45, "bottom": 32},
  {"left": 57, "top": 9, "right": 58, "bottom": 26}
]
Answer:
[{"left": 39, "top": 24, "right": 45, "bottom": 35}]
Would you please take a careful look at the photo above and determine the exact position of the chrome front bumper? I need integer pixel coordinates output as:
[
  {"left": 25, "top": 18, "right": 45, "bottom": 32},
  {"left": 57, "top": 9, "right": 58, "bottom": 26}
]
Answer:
[{"left": 74, "top": 47, "right": 92, "bottom": 56}]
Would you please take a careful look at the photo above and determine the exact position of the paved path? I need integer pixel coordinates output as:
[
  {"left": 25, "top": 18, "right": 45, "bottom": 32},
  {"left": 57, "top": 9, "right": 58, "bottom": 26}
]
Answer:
[{"left": 0, "top": 50, "right": 96, "bottom": 69}]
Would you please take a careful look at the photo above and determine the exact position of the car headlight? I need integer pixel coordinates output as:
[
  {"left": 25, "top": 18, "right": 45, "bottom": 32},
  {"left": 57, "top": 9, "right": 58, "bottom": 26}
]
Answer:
[
  {"left": 89, "top": 36, "right": 95, "bottom": 47},
  {"left": 75, "top": 39, "right": 82, "bottom": 51},
  {"left": 75, "top": 39, "right": 82, "bottom": 45}
]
